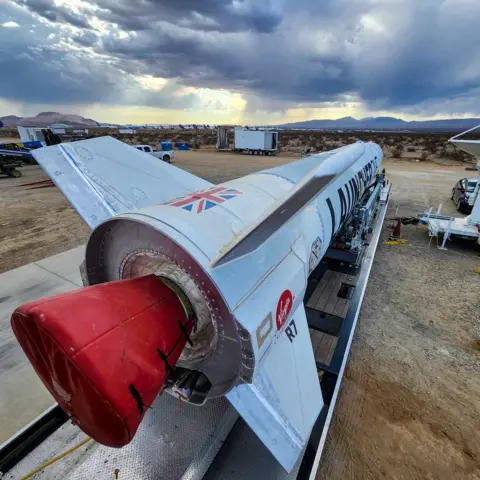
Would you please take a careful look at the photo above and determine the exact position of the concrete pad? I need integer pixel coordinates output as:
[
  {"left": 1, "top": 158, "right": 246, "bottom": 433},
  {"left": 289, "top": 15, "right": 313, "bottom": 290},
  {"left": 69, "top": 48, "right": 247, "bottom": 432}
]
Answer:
[
  {"left": 0, "top": 247, "right": 85, "bottom": 443},
  {"left": 35, "top": 245, "right": 85, "bottom": 287}
]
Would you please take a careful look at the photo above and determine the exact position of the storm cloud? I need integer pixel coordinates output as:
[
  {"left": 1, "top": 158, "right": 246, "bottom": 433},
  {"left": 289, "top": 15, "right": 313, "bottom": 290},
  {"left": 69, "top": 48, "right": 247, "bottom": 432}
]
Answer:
[{"left": 2, "top": 0, "right": 480, "bottom": 116}]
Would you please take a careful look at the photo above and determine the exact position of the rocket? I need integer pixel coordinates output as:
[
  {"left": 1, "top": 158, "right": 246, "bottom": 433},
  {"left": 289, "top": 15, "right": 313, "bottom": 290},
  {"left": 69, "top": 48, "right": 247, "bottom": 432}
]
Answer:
[{"left": 11, "top": 137, "right": 382, "bottom": 472}]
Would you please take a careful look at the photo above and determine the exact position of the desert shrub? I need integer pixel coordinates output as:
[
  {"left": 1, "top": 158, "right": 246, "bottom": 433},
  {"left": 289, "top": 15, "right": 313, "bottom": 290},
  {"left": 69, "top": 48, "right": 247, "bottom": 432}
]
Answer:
[
  {"left": 448, "top": 149, "right": 469, "bottom": 162},
  {"left": 407, "top": 147, "right": 416, "bottom": 152},
  {"left": 420, "top": 151, "right": 429, "bottom": 161},
  {"left": 392, "top": 147, "right": 403, "bottom": 158}
]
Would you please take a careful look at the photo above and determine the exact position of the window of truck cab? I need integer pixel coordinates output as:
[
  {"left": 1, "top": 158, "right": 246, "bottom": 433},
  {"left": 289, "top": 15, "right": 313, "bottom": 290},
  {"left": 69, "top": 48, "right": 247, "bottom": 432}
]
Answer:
[{"left": 467, "top": 180, "right": 477, "bottom": 193}]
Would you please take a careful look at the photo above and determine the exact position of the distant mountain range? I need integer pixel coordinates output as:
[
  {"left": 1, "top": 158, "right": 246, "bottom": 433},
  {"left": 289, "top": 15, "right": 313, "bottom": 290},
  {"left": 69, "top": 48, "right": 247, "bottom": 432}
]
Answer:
[
  {"left": 0, "top": 112, "right": 98, "bottom": 128},
  {"left": 2, "top": 112, "right": 480, "bottom": 132},
  {"left": 279, "top": 116, "right": 480, "bottom": 131}
]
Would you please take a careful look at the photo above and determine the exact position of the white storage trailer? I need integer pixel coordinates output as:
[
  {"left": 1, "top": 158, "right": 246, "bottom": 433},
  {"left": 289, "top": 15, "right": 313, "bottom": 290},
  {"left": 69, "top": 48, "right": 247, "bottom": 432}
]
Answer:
[
  {"left": 234, "top": 127, "right": 278, "bottom": 155},
  {"left": 216, "top": 126, "right": 278, "bottom": 155}
]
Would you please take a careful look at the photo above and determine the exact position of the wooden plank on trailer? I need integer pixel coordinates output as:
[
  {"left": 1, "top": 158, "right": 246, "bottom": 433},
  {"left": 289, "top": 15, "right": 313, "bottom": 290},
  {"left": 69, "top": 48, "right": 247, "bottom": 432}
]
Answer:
[
  {"left": 325, "top": 336, "right": 338, "bottom": 365},
  {"left": 309, "top": 329, "right": 324, "bottom": 354},
  {"left": 315, "top": 333, "right": 336, "bottom": 365},
  {"left": 315, "top": 271, "right": 341, "bottom": 311},
  {"left": 324, "top": 273, "right": 347, "bottom": 315},
  {"left": 306, "top": 270, "right": 332, "bottom": 309},
  {"left": 332, "top": 298, "right": 349, "bottom": 318}
]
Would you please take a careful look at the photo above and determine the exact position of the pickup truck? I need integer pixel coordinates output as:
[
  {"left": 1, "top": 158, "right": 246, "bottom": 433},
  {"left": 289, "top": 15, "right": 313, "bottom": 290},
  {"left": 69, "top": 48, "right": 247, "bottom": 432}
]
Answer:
[{"left": 135, "top": 145, "right": 173, "bottom": 163}]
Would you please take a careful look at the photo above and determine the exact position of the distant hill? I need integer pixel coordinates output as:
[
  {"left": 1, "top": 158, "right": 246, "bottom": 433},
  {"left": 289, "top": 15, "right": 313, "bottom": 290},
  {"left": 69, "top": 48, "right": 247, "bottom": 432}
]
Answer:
[
  {"left": 279, "top": 116, "right": 480, "bottom": 132},
  {"left": 0, "top": 112, "right": 98, "bottom": 128}
]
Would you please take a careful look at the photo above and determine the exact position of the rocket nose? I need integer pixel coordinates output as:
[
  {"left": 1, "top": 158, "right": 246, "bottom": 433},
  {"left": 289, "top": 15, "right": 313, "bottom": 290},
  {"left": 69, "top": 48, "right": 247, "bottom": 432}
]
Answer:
[{"left": 373, "top": 143, "right": 383, "bottom": 163}]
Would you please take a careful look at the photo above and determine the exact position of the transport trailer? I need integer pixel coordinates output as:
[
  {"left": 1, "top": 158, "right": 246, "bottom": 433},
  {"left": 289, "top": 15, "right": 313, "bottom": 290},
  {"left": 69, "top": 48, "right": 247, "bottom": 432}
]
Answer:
[
  {"left": 234, "top": 127, "right": 279, "bottom": 155},
  {"left": 0, "top": 180, "right": 391, "bottom": 480},
  {"left": 216, "top": 125, "right": 279, "bottom": 155}
]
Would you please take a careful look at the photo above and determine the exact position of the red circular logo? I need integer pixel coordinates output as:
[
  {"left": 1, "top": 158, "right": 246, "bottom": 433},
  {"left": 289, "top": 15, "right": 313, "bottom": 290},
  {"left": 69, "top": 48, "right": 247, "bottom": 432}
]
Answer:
[{"left": 276, "top": 290, "right": 293, "bottom": 330}]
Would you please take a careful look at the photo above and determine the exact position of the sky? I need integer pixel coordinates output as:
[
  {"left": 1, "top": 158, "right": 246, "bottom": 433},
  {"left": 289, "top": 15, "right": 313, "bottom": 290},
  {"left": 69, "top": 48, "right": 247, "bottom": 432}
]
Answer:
[{"left": 1, "top": 0, "right": 480, "bottom": 125}]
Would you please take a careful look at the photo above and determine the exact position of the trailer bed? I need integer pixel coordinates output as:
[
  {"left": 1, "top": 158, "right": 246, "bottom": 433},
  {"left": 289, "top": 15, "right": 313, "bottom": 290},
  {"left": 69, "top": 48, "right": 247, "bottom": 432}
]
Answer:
[{"left": 2, "top": 184, "right": 391, "bottom": 480}]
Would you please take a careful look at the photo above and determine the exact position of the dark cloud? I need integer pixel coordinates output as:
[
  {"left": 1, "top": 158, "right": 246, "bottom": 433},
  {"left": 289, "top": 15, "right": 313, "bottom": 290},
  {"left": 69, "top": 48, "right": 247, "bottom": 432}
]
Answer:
[
  {"left": 19, "top": 0, "right": 92, "bottom": 29},
  {"left": 95, "top": 0, "right": 283, "bottom": 33},
  {"left": 73, "top": 31, "right": 99, "bottom": 47},
  {"left": 2, "top": 0, "right": 480, "bottom": 116},
  {"left": 0, "top": 4, "right": 202, "bottom": 109}
]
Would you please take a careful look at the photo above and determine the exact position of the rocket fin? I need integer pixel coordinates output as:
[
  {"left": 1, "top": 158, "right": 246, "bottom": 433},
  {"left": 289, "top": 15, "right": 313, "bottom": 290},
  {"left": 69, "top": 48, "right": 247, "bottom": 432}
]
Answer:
[
  {"left": 211, "top": 173, "right": 336, "bottom": 267},
  {"left": 211, "top": 142, "right": 367, "bottom": 267},
  {"left": 32, "top": 136, "right": 213, "bottom": 229},
  {"left": 227, "top": 303, "right": 323, "bottom": 472}
]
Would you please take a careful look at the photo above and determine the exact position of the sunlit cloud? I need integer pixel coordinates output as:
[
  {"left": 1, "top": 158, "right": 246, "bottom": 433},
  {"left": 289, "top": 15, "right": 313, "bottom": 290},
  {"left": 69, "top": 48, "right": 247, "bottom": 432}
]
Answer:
[{"left": 1, "top": 0, "right": 480, "bottom": 123}]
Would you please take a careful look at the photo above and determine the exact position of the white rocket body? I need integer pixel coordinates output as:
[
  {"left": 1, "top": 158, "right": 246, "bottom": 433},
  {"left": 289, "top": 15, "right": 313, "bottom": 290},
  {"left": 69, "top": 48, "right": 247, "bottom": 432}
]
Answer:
[{"left": 32, "top": 138, "right": 382, "bottom": 471}]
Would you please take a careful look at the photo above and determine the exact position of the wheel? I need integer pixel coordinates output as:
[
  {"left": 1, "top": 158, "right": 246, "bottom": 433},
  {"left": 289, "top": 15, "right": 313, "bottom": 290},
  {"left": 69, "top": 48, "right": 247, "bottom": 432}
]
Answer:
[
  {"left": 9, "top": 169, "right": 22, "bottom": 178},
  {"left": 253, "top": 150, "right": 258, "bottom": 155},
  {"left": 248, "top": 150, "right": 253, "bottom": 155},
  {"left": 162, "top": 155, "right": 171, "bottom": 163},
  {"left": 451, "top": 189, "right": 455, "bottom": 200},
  {"left": 456, "top": 198, "right": 463, "bottom": 212}
]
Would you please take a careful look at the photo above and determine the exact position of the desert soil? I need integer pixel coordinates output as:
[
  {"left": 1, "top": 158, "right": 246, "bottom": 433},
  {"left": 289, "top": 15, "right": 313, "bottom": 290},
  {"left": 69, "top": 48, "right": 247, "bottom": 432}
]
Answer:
[
  {"left": 0, "top": 148, "right": 479, "bottom": 479},
  {"left": 318, "top": 161, "right": 480, "bottom": 480},
  {"left": 0, "top": 150, "right": 295, "bottom": 273}
]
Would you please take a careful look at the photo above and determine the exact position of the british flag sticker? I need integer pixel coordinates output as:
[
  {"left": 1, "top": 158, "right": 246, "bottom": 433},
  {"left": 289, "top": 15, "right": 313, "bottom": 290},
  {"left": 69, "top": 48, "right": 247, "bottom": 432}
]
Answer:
[{"left": 167, "top": 187, "right": 242, "bottom": 214}]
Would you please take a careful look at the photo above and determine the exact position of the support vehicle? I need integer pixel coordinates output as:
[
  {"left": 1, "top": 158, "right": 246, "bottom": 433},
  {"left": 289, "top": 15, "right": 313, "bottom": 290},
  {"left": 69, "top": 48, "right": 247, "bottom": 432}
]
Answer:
[
  {"left": 0, "top": 156, "right": 22, "bottom": 177},
  {"left": 419, "top": 126, "right": 480, "bottom": 248},
  {"left": 134, "top": 144, "right": 174, "bottom": 162},
  {"left": 451, "top": 177, "right": 479, "bottom": 213}
]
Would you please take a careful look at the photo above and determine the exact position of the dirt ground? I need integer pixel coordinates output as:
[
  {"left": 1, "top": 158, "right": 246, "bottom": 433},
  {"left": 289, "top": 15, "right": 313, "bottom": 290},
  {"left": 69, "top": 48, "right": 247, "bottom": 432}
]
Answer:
[
  {"left": 318, "top": 161, "right": 480, "bottom": 480},
  {"left": 1, "top": 146, "right": 479, "bottom": 479},
  {"left": 0, "top": 150, "right": 294, "bottom": 273}
]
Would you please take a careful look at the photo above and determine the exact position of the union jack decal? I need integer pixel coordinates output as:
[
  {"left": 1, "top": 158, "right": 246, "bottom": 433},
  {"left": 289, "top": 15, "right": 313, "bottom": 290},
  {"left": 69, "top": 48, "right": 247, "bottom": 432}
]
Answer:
[{"left": 167, "top": 186, "right": 242, "bottom": 213}]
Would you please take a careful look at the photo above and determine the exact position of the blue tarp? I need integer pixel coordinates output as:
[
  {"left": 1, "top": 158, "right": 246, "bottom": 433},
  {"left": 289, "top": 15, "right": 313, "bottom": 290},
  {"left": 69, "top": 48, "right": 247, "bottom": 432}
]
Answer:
[
  {"left": 22, "top": 141, "right": 44, "bottom": 149},
  {"left": 176, "top": 143, "right": 190, "bottom": 150}
]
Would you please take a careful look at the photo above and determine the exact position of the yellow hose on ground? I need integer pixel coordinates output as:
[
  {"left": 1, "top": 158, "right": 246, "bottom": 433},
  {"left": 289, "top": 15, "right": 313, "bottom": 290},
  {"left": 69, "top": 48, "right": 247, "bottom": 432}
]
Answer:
[{"left": 19, "top": 437, "right": 93, "bottom": 480}]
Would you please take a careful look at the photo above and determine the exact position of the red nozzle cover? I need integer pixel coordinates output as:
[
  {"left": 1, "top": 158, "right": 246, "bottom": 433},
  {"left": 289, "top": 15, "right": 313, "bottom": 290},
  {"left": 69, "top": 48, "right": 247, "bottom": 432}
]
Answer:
[{"left": 11, "top": 275, "right": 191, "bottom": 447}]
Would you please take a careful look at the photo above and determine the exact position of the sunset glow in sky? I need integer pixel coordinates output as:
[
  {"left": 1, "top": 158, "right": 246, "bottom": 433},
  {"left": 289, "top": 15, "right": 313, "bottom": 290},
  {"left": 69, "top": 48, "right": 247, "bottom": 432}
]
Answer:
[{"left": 1, "top": 0, "right": 480, "bottom": 124}]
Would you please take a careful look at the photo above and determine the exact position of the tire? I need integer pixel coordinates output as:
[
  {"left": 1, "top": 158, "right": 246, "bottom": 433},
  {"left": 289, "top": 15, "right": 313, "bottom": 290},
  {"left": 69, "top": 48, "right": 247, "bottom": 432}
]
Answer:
[
  {"left": 162, "top": 155, "right": 171, "bottom": 163},
  {"left": 254, "top": 150, "right": 258, "bottom": 155},
  {"left": 10, "top": 169, "right": 22, "bottom": 178},
  {"left": 248, "top": 150, "right": 253, "bottom": 155},
  {"left": 451, "top": 189, "right": 455, "bottom": 200},
  {"left": 456, "top": 199, "right": 463, "bottom": 212}
]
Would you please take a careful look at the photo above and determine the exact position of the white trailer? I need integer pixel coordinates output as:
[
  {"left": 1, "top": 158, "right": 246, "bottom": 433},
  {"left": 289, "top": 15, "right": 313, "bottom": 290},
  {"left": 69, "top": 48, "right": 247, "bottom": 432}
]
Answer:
[
  {"left": 17, "top": 126, "right": 47, "bottom": 146},
  {"left": 419, "top": 126, "right": 480, "bottom": 248},
  {"left": 234, "top": 127, "right": 278, "bottom": 155}
]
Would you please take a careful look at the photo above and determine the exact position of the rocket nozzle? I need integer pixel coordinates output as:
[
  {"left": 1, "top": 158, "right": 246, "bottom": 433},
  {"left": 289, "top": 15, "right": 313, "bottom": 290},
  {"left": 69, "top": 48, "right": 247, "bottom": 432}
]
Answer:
[{"left": 11, "top": 275, "right": 192, "bottom": 447}]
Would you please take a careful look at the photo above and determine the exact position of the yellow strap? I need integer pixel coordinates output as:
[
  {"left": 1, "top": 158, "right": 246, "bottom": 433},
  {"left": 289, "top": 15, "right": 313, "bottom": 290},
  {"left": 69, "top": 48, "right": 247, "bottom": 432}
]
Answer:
[{"left": 19, "top": 437, "right": 93, "bottom": 480}]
